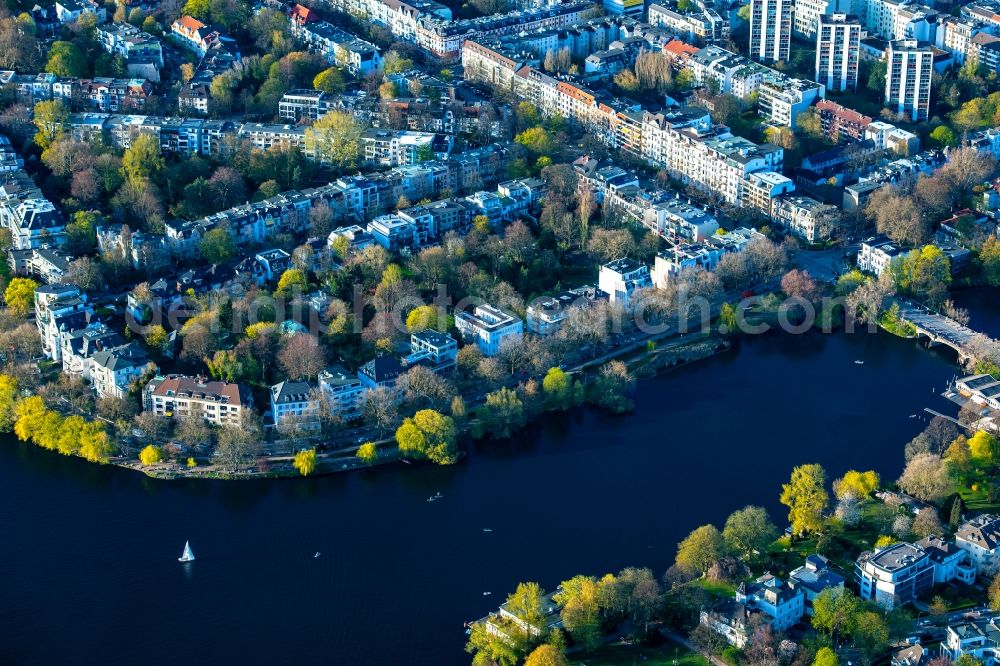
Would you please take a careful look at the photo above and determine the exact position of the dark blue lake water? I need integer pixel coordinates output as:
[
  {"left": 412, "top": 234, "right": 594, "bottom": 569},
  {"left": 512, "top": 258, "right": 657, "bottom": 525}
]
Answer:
[{"left": 0, "top": 313, "right": 978, "bottom": 665}]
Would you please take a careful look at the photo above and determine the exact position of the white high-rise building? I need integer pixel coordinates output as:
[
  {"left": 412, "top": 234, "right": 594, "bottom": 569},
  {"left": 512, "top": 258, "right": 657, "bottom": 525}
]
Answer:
[
  {"left": 885, "top": 39, "right": 933, "bottom": 121},
  {"left": 750, "top": 0, "right": 793, "bottom": 62},
  {"left": 815, "top": 13, "right": 862, "bottom": 91},
  {"left": 794, "top": 0, "right": 850, "bottom": 39}
]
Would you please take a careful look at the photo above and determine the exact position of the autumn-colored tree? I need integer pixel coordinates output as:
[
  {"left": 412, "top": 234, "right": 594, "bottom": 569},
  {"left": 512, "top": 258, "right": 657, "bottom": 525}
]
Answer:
[
  {"left": 780, "top": 463, "right": 829, "bottom": 535},
  {"left": 832, "top": 470, "right": 880, "bottom": 500},
  {"left": 304, "top": 111, "right": 364, "bottom": 169},
  {"left": 293, "top": 448, "right": 317, "bottom": 476},
  {"left": 121, "top": 133, "right": 165, "bottom": 186},
  {"left": 675, "top": 524, "right": 726, "bottom": 576},
  {"left": 524, "top": 644, "right": 568, "bottom": 666},
  {"left": 395, "top": 409, "right": 457, "bottom": 465},
  {"left": 4, "top": 277, "right": 38, "bottom": 316},
  {"left": 274, "top": 268, "right": 308, "bottom": 298},
  {"left": 313, "top": 67, "right": 346, "bottom": 94},
  {"left": 139, "top": 444, "right": 162, "bottom": 465},
  {"left": 356, "top": 442, "right": 377, "bottom": 465}
]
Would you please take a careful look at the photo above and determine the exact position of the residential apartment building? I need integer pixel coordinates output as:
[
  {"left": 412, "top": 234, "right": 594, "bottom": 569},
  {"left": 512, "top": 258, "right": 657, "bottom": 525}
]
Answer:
[
  {"left": 89, "top": 343, "right": 152, "bottom": 399},
  {"left": 406, "top": 330, "right": 458, "bottom": 372},
  {"left": 293, "top": 20, "right": 383, "bottom": 76},
  {"left": 815, "top": 14, "right": 862, "bottom": 92},
  {"left": 788, "top": 554, "right": 845, "bottom": 615},
  {"left": 757, "top": 76, "right": 825, "bottom": 128},
  {"left": 455, "top": 304, "right": 524, "bottom": 357},
  {"left": 856, "top": 542, "right": 935, "bottom": 608},
  {"left": 35, "top": 284, "right": 94, "bottom": 362},
  {"left": 795, "top": 0, "right": 851, "bottom": 39},
  {"left": 885, "top": 39, "right": 933, "bottom": 121},
  {"left": 96, "top": 23, "right": 163, "bottom": 81},
  {"left": 771, "top": 195, "right": 839, "bottom": 243},
  {"left": 143, "top": 374, "right": 252, "bottom": 426},
  {"left": 322, "top": 0, "right": 591, "bottom": 61},
  {"left": 749, "top": 0, "right": 793, "bottom": 63},
  {"left": 647, "top": 3, "right": 729, "bottom": 45},
  {"left": 526, "top": 287, "right": 603, "bottom": 336},
  {"left": 815, "top": 99, "right": 873, "bottom": 142},
  {"left": 857, "top": 235, "right": 906, "bottom": 275},
  {"left": 270, "top": 380, "right": 321, "bottom": 431},
  {"left": 943, "top": 615, "right": 1000, "bottom": 665},
  {"left": 598, "top": 258, "right": 652, "bottom": 309},
  {"left": 956, "top": 514, "right": 1000, "bottom": 576},
  {"left": 700, "top": 573, "right": 804, "bottom": 647},
  {"left": 362, "top": 130, "right": 454, "bottom": 167},
  {"left": 318, "top": 365, "right": 365, "bottom": 420}
]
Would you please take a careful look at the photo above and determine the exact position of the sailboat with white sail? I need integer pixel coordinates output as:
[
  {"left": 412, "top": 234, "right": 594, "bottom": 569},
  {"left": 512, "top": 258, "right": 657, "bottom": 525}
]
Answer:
[{"left": 178, "top": 541, "right": 195, "bottom": 563}]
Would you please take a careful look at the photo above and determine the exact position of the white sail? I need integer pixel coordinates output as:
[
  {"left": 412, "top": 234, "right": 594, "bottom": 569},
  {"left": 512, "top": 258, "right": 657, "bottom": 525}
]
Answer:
[{"left": 178, "top": 541, "right": 195, "bottom": 562}]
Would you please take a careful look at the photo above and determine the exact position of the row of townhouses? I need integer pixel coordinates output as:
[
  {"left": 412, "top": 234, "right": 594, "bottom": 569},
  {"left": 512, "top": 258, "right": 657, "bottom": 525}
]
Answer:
[
  {"left": 0, "top": 71, "right": 152, "bottom": 113},
  {"left": 289, "top": 5, "right": 383, "bottom": 77},
  {"left": 462, "top": 40, "right": 793, "bottom": 214},
  {"left": 320, "top": 0, "right": 593, "bottom": 61}
]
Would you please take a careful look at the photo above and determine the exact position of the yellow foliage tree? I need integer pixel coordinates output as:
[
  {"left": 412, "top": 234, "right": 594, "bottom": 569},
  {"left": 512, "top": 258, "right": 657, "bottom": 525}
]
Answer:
[
  {"left": 13, "top": 395, "right": 48, "bottom": 442},
  {"left": 832, "top": 470, "right": 880, "bottom": 500},
  {"left": 405, "top": 305, "right": 443, "bottom": 333},
  {"left": 969, "top": 431, "right": 999, "bottom": 465},
  {"left": 293, "top": 448, "right": 317, "bottom": 476},
  {"left": 78, "top": 422, "right": 114, "bottom": 463},
  {"left": 139, "top": 444, "right": 162, "bottom": 465},
  {"left": 0, "top": 374, "right": 19, "bottom": 432},
  {"left": 356, "top": 442, "right": 377, "bottom": 464},
  {"left": 4, "top": 277, "right": 39, "bottom": 316},
  {"left": 780, "top": 463, "right": 829, "bottom": 535}
]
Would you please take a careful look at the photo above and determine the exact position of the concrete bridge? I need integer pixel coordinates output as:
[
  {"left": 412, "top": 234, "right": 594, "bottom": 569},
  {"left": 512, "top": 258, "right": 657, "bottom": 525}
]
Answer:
[{"left": 896, "top": 299, "right": 990, "bottom": 362}]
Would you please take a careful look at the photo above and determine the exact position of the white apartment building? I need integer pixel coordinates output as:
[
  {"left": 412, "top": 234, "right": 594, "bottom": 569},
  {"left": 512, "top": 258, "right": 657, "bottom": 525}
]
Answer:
[
  {"left": 455, "top": 304, "right": 523, "bottom": 357},
  {"left": 749, "top": 0, "right": 793, "bottom": 63},
  {"left": 771, "top": 194, "right": 840, "bottom": 243},
  {"left": 143, "top": 374, "right": 252, "bottom": 426},
  {"left": 647, "top": 3, "right": 729, "bottom": 45},
  {"left": 270, "top": 380, "right": 321, "bottom": 431},
  {"left": 34, "top": 284, "right": 93, "bottom": 362},
  {"left": 406, "top": 329, "right": 458, "bottom": 371},
  {"left": 861, "top": 0, "right": 914, "bottom": 39},
  {"left": 757, "top": 76, "right": 825, "bottom": 128},
  {"left": 318, "top": 365, "right": 365, "bottom": 421},
  {"left": 815, "top": 13, "right": 862, "bottom": 92},
  {"left": 89, "top": 343, "right": 152, "bottom": 399},
  {"left": 885, "top": 39, "right": 933, "bottom": 121},
  {"left": 598, "top": 258, "right": 652, "bottom": 309},
  {"left": 795, "top": 0, "right": 851, "bottom": 39},
  {"left": 526, "top": 287, "right": 601, "bottom": 336},
  {"left": 857, "top": 235, "right": 906, "bottom": 275},
  {"left": 956, "top": 514, "right": 1000, "bottom": 576},
  {"left": 700, "top": 574, "right": 804, "bottom": 647},
  {"left": 856, "top": 542, "right": 936, "bottom": 609}
]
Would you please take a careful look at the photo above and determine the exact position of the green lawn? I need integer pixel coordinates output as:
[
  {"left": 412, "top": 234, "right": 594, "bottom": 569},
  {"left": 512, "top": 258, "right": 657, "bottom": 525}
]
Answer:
[{"left": 571, "top": 639, "right": 709, "bottom": 666}]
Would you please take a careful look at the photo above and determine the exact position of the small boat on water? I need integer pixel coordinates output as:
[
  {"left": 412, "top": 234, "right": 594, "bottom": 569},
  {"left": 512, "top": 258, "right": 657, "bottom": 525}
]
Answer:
[
  {"left": 854, "top": 360, "right": 864, "bottom": 365},
  {"left": 434, "top": 492, "right": 443, "bottom": 499},
  {"left": 483, "top": 592, "right": 491, "bottom": 596},
  {"left": 427, "top": 496, "right": 436, "bottom": 502},
  {"left": 178, "top": 541, "right": 195, "bottom": 563},
  {"left": 482, "top": 528, "right": 493, "bottom": 533},
  {"left": 314, "top": 552, "right": 321, "bottom": 558}
]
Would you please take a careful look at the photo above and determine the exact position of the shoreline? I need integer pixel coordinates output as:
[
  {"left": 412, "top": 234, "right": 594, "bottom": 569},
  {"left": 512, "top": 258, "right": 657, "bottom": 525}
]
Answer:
[{"left": 56, "top": 332, "right": 735, "bottom": 482}]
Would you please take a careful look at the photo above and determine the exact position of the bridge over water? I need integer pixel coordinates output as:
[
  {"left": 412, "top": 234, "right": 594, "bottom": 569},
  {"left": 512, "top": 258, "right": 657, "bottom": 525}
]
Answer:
[{"left": 896, "top": 299, "right": 993, "bottom": 362}]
